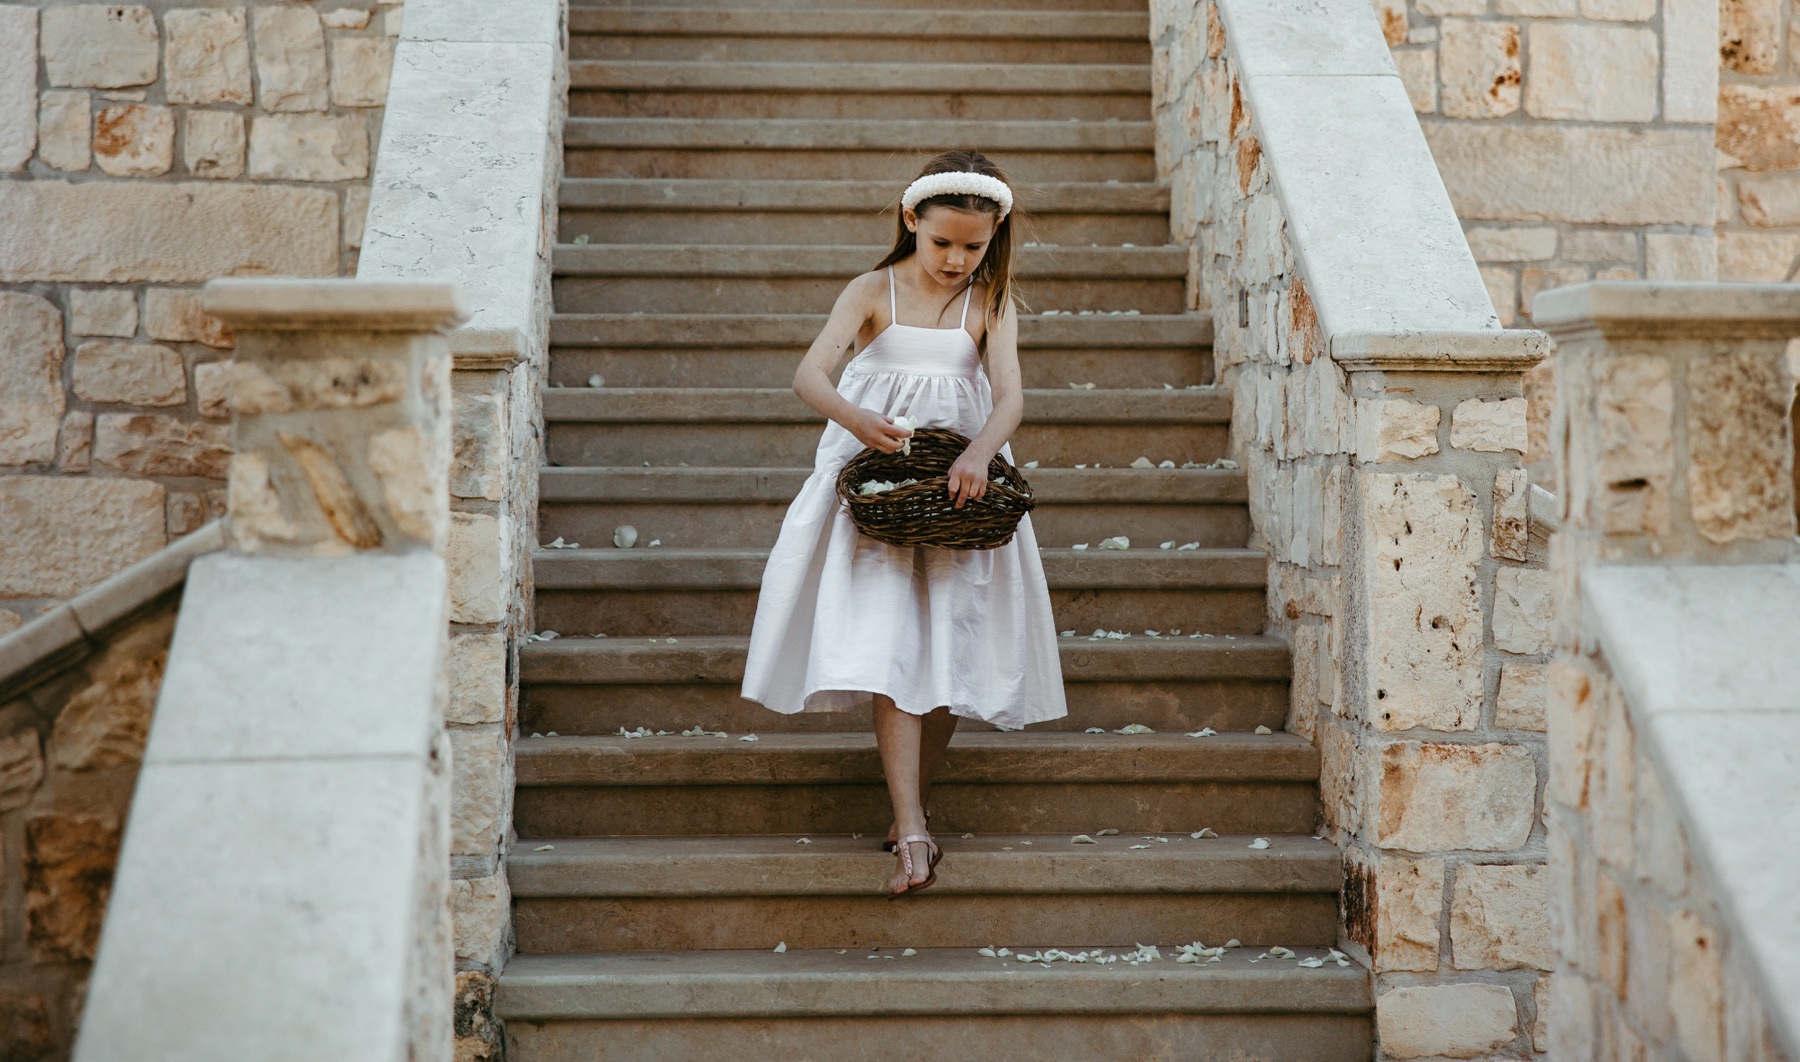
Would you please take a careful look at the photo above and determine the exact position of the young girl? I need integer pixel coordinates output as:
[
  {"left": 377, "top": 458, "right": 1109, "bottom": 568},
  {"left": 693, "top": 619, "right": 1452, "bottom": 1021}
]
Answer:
[{"left": 741, "top": 152, "right": 1067, "bottom": 898}]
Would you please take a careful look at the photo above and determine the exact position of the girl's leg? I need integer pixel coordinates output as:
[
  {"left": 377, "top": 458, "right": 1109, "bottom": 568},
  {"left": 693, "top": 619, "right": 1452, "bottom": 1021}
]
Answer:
[
  {"left": 874, "top": 694, "right": 932, "bottom": 893},
  {"left": 886, "top": 706, "right": 959, "bottom": 846}
]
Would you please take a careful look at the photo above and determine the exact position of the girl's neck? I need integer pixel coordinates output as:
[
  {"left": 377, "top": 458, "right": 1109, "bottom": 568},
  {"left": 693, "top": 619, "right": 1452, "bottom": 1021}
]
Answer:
[{"left": 899, "top": 255, "right": 967, "bottom": 297}]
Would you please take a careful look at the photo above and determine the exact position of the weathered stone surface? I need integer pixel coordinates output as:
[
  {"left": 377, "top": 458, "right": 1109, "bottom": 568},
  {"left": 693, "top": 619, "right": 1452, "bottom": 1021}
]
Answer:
[
  {"left": 1686, "top": 350, "right": 1796, "bottom": 544},
  {"left": 0, "top": 729, "right": 45, "bottom": 812},
  {"left": 324, "top": 7, "right": 373, "bottom": 30},
  {"left": 1495, "top": 0, "right": 1576, "bottom": 12},
  {"left": 330, "top": 38, "right": 395, "bottom": 108},
  {"left": 452, "top": 872, "right": 508, "bottom": 963},
  {"left": 25, "top": 812, "right": 122, "bottom": 961},
  {"left": 194, "top": 360, "right": 232, "bottom": 420},
  {"left": 248, "top": 114, "right": 370, "bottom": 182},
  {"left": 1392, "top": 48, "right": 1435, "bottom": 114},
  {"left": 1438, "top": 20, "right": 1519, "bottom": 120},
  {"left": 1562, "top": 231, "right": 1637, "bottom": 263},
  {"left": 451, "top": 379, "right": 506, "bottom": 501},
  {"left": 50, "top": 648, "right": 165, "bottom": 771},
  {"left": 1451, "top": 398, "right": 1527, "bottom": 453},
  {"left": 42, "top": 5, "right": 159, "bottom": 89},
  {"left": 0, "top": 6, "right": 36, "bottom": 171},
  {"left": 165, "top": 8, "right": 252, "bottom": 106},
  {"left": 1525, "top": 23, "right": 1656, "bottom": 122},
  {"left": 1669, "top": 908, "right": 1725, "bottom": 1060},
  {"left": 1492, "top": 467, "right": 1529, "bottom": 561},
  {"left": 1521, "top": 267, "right": 1590, "bottom": 322},
  {"left": 1585, "top": 354, "right": 1674, "bottom": 535},
  {"left": 368, "top": 425, "right": 449, "bottom": 547},
  {"left": 144, "top": 288, "right": 233, "bottom": 347},
  {"left": 1644, "top": 232, "right": 1717, "bottom": 281},
  {"left": 93, "top": 103, "right": 173, "bottom": 177},
  {"left": 1581, "top": 0, "right": 1655, "bottom": 16},
  {"left": 0, "top": 991, "right": 55, "bottom": 1062},
  {"left": 447, "top": 632, "right": 505, "bottom": 725},
  {"left": 227, "top": 450, "right": 302, "bottom": 546},
  {"left": 0, "top": 610, "right": 22, "bottom": 636},
  {"left": 0, "top": 477, "right": 166, "bottom": 596},
  {"left": 69, "top": 289, "right": 136, "bottom": 338},
  {"left": 448, "top": 511, "right": 506, "bottom": 624},
  {"left": 1722, "top": 0, "right": 1781, "bottom": 73},
  {"left": 38, "top": 89, "right": 90, "bottom": 172},
  {"left": 1734, "top": 173, "right": 1800, "bottom": 227},
  {"left": 1716, "top": 231, "right": 1800, "bottom": 282},
  {"left": 167, "top": 490, "right": 206, "bottom": 536},
  {"left": 252, "top": 7, "right": 330, "bottom": 112},
  {"left": 1497, "top": 662, "right": 1548, "bottom": 730},
  {"left": 0, "top": 181, "right": 339, "bottom": 282},
  {"left": 1424, "top": 124, "right": 1713, "bottom": 225},
  {"left": 1356, "top": 399, "right": 1439, "bottom": 462},
  {"left": 344, "top": 184, "right": 370, "bottom": 251},
  {"left": 93, "top": 414, "right": 231, "bottom": 479},
  {"left": 1378, "top": 741, "right": 1537, "bottom": 852},
  {"left": 59, "top": 411, "right": 94, "bottom": 473},
  {"left": 1494, "top": 566, "right": 1553, "bottom": 655},
  {"left": 1480, "top": 266, "right": 1517, "bottom": 325},
  {"left": 72, "top": 342, "right": 187, "bottom": 407},
  {"left": 1466, "top": 226, "right": 1555, "bottom": 264},
  {"left": 0, "top": 292, "right": 65, "bottom": 466},
  {"left": 184, "top": 109, "right": 246, "bottom": 179},
  {"left": 1451, "top": 863, "right": 1551, "bottom": 970},
  {"left": 1346, "top": 849, "right": 1444, "bottom": 972},
  {"left": 454, "top": 971, "right": 503, "bottom": 1062},
  {"left": 1377, "top": 983, "right": 1519, "bottom": 1059},
  {"left": 1719, "top": 86, "right": 1800, "bottom": 172},
  {"left": 1361, "top": 474, "right": 1484, "bottom": 731},
  {"left": 230, "top": 357, "right": 405, "bottom": 414},
  {"left": 449, "top": 723, "right": 506, "bottom": 855}
]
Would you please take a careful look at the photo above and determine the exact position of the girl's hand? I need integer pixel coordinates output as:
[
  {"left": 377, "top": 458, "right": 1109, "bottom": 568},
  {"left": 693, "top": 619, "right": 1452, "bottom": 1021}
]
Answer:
[
  {"left": 849, "top": 409, "right": 912, "bottom": 454},
  {"left": 947, "top": 447, "right": 992, "bottom": 509}
]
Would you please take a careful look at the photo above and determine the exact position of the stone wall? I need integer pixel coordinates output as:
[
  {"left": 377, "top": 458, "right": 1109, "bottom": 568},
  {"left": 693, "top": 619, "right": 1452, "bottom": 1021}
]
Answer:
[
  {"left": 1155, "top": 1, "right": 1554, "bottom": 1056},
  {"left": 1718, "top": 0, "right": 1800, "bottom": 280},
  {"left": 0, "top": 0, "right": 397, "bottom": 628},
  {"left": 1374, "top": 0, "right": 1719, "bottom": 322}
]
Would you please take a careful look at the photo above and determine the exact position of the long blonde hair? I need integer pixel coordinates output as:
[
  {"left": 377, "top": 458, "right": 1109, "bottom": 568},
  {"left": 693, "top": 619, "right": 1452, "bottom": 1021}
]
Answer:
[{"left": 875, "top": 151, "right": 1022, "bottom": 344}]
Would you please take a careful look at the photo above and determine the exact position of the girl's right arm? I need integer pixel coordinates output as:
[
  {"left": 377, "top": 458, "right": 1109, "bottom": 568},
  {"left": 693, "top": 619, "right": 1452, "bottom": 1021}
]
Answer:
[{"left": 792, "top": 273, "right": 913, "bottom": 454}]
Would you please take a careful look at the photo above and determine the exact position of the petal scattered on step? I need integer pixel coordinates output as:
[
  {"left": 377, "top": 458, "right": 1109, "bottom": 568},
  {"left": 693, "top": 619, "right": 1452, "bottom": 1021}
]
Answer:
[
  {"left": 796, "top": 838, "right": 811, "bottom": 845},
  {"left": 1130, "top": 456, "right": 1154, "bottom": 469},
  {"left": 1177, "top": 541, "right": 1200, "bottom": 550},
  {"left": 1299, "top": 957, "right": 1325, "bottom": 968},
  {"left": 1269, "top": 946, "right": 1295, "bottom": 958},
  {"left": 533, "top": 844, "right": 554, "bottom": 852},
  {"left": 1097, "top": 535, "right": 1130, "bottom": 550},
  {"left": 1113, "top": 723, "right": 1154, "bottom": 735},
  {"left": 1096, "top": 828, "right": 1120, "bottom": 836},
  {"left": 1248, "top": 837, "right": 1271, "bottom": 849},
  {"left": 1225, "top": 939, "right": 1241, "bottom": 948},
  {"left": 902, "top": 948, "right": 917, "bottom": 956},
  {"left": 1191, "top": 828, "right": 1218, "bottom": 838},
  {"left": 1186, "top": 728, "right": 1218, "bottom": 738},
  {"left": 1024, "top": 460, "right": 1039, "bottom": 468},
  {"left": 978, "top": 947, "right": 997, "bottom": 957},
  {"left": 739, "top": 734, "right": 759, "bottom": 742},
  {"left": 774, "top": 942, "right": 787, "bottom": 953},
  {"left": 1159, "top": 541, "right": 1174, "bottom": 549},
  {"left": 1071, "top": 834, "right": 1099, "bottom": 844},
  {"left": 1129, "top": 844, "right": 1151, "bottom": 849},
  {"left": 1085, "top": 727, "right": 1106, "bottom": 734},
  {"left": 1071, "top": 542, "right": 1089, "bottom": 549},
  {"left": 1254, "top": 725, "right": 1273, "bottom": 735}
]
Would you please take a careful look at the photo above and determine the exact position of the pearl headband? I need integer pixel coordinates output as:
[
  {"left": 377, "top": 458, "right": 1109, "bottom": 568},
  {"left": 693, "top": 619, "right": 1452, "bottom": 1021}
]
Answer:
[{"left": 901, "top": 171, "right": 1013, "bottom": 219}]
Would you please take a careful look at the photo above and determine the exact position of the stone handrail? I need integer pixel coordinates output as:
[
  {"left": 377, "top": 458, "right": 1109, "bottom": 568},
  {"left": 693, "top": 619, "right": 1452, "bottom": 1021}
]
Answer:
[{"left": 1538, "top": 281, "right": 1798, "bottom": 1059}]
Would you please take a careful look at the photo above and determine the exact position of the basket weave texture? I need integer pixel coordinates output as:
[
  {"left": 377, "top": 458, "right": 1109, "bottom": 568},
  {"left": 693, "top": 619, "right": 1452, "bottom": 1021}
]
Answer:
[{"left": 835, "top": 427, "right": 1035, "bottom": 550}]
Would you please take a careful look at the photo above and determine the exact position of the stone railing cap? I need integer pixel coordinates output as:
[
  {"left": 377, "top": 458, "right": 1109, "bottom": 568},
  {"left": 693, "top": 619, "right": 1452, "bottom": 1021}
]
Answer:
[
  {"left": 1331, "top": 329, "right": 1549, "bottom": 372},
  {"left": 202, "top": 278, "right": 470, "bottom": 332},
  {"left": 1533, "top": 281, "right": 1800, "bottom": 338}
]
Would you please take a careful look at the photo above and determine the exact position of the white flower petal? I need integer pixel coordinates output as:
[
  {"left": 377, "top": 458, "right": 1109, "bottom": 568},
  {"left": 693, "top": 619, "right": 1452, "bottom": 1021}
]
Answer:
[
  {"left": 533, "top": 844, "right": 555, "bottom": 852},
  {"left": 1254, "top": 725, "right": 1273, "bottom": 735},
  {"left": 1248, "top": 837, "right": 1271, "bottom": 849},
  {"left": 1191, "top": 828, "right": 1218, "bottom": 839},
  {"left": 1129, "top": 844, "right": 1151, "bottom": 849},
  {"left": 1130, "top": 456, "right": 1154, "bottom": 469},
  {"left": 1071, "top": 834, "right": 1098, "bottom": 844},
  {"left": 774, "top": 942, "right": 787, "bottom": 953},
  {"left": 1113, "top": 723, "right": 1154, "bottom": 735},
  {"left": 1096, "top": 828, "right": 1120, "bottom": 836},
  {"left": 613, "top": 525, "right": 638, "bottom": 548},
  {"left": 796, "top": 838, "right": 811, "bottom": 845},
  {"left": 1185, "top": 728, "right": 1218, "bottom": 738},
  {"left": 902, "top": 948, "right": 917, "bottom": 956},
  {"left": 978, "top": 947, "right": 997, "bottom": 957},
  {"left": 739, "top": 734, "right": 759, "bottom": 742},
  {"left": 1097, "top": 535, "right": 1130, "bottom": 550}
]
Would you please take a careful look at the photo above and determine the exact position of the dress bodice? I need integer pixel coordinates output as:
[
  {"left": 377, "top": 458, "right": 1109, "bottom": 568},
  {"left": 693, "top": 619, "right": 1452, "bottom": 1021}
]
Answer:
[{"left": 846, "top": 268, "right": 981, "bottom": 379}]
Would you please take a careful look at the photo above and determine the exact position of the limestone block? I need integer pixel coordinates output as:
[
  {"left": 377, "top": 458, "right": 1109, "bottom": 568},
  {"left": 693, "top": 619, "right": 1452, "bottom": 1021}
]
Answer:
[
  {"left": 194, "top": 361, "right": 232, "bottom": 420},
  {"left": 455, "top": 971, "right": 503, "bottom": 1062},
  {"left": 1722, "top": 0, "right": 1781, "bottom": 74},
  {"left": 59, "top": 411, "right": 94, "bottom": 473},
  {"left": 0, "top": 729, "right": 45, "bottom": 812},
  {"left": 1492, "top": 467, "right": 1529, "bottom": 561},
  {"left": 1376, "top": 983, "right": 1519, "bottom": 1059},
  {"left": 1736, "top": 173, "right": 1800, "bottom": 228},
  {"left": 1355, "top": 399, "right": 1439, "bottom": 462},
  {"left": 70, "top": 289, "right": 136, "bottom": 338},
  {"left": 1631, "top": 751, "right": 1689, "bottom": 899},
  {"left": 167, "top": 491, "right": 207, "bottom": 536},
  {"left": 41, "top": 6, "right": 159, "bottom": 89},
  {"left": 1319, "top": 719, "right": 1367, "bottom": 837},
  {"left": 252, "top": 7, "right": 331, "bottom": 113},
  {"left": 1416, "top": 0, "right": 1485, "bottom": 13},
  {"left": 1686, "top": 350, "right": 1796, "bottom": 544},
  {"left": 1451, "top": 863, "right": 1551, "bottom": 970},
  {"left": 448, "top": 512, "right": 506, "bottom": 624},
  {"left": 1450, "top": 398, "right": 1526, "bottom": 454},
  {"left": 94, "top": 414, "right": 231, "bottom": 479},
  {"left": 144, "top": 288, "right": 233, "bottom": 348},
  {"left": 1361, "top": 474, "right": 1484, "bottom": 730},
  {"left": 1424, "top": 123, "right": 1713, "bottom": 226},
  {"left": 0, "top": 6, "right": 36, "bottom": 171},
  {"left": 1438, "top": 20, "right": 1520, "bottom": 120},
  {"left": 451, "top": 873, "right": 508, "bottom": 963},
  {"left": 331, "top": 38, "right": 395, "bottom": 108},
  {"left": 1391, "top": 49, "right": 1435, "bottom": 115},
  {"left": 367, "top": 425, "right": 450, "bottom": 548},
  {"left": 448, "top": 632, "right": 506, "bottom": 725},
  {"left": 72, "top": 342, "right": 188, "bottom": 407},
  {"left": 1497, "top": 662, "right": 1547, "bottom": 730},
  {"left": 384, "top": 8, "right": 403, "bottom": 36},
  {"left": 1346, "top": 850, "right": 1444, "bottom": 972},
  {"left": 248, "top": 114, "right": 370, "bottom": 181},
  {"left": 1669, "top": 908, "right": 1725, "bottom": 1061},
  {"left": 0, "top": 181, "right": 339, "bottom": 282},
  {"left": 1645, "top": 232, "right": 1717, "bottom": 281},
  {"left": 451, "top": 376, "right": 507, "bottom": 501},
  {"left": 93, "top": 102, "right": 173, "bottom": 178},
  {"left": 165, "top": 9, "right": 253, "bottom": 106},
  {"left": 1561, "top": 231, "right": 1636, "bottom": 263},
  {"left": 323, "top": 8, "right": 373, "bottom": 30},
  {"left": 1581, "top": 0, "right": 1654, "bottom": 16},
  {"left": 1495, "top": 0, "right": 1576, "bottom": 12},
  {"left": 50, "top": 647, "right": 165, "bottom": 771},
  {"left": 0, "top": 292, "right": 65, "bottom": 466},
  {"left": 1719, "top": 86, "right": 1800, "bottom": 172},
  {"left": 0, "top": 477, "right": 167, "bottom": 596},
  {"left": 449, "top": 724, "right": 507, "bottom": 855},
  {"left": 184, "top": 110, "right": 247, "bottom": 179},
  {"left": 25, "top": 812, "right": 122, "bottom": 961},
  {"left": 1466, "top": 226, "right": 1555, "bottom": 264},
  {"left": 1530, "top": 975, "right": 1549, "bottom": 1051},
  {"left": 1377, "top": 741, "right": 1537, "bottom": 852},
  {"left": 1581, "top": 354, "right": 1674, "bottom": 535},
  {"left": 1494, "top": 567, "right": 1553, "bottom": 655},
  {"left": 1480, "top": 266, "right": 1517, "bottom": 326},
  {"left": 1717, "top": 231, "right": 1800, "bottom": 282},
  {"left": 37, "top": 90, "right": 90, "bottom": 171},
  {"left": 344, "top": 184, "right": 371, "bottom": 252},
  {"left": 1625, "top": 895, "right": 1673, "bottom": 1040}
]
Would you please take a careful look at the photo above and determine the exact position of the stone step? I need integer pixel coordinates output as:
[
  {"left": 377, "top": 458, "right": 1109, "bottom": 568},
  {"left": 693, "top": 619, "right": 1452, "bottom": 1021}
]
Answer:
[
  {"left": 499, "top": 949, "right": 1371, "bottom": 1062},
  {"left": 562, "top": 117, "right": 1154, "bottom": 182},
  {"left": 519, "top": 633, "right": 1291, "bottom": 735},
  {"left": 537, "top": 465, "right": 1249, "bottom": 550},
  {"left": 508, "top": 834, "right": 1340, "bottom": 952},
  {"left": 542, "top": 386, "right": 1231, "bottom": 467},
  {"left": 512, "top": 731, "right": 1321, "bottom": 837},
  {"left": 556, "top": 178, "right": 1172, "bottom": 246},
  {"left": 572, "top": 0, "right": 1152, "bottom": 11},
  {"left": 531, "top": 547, "right": 1269, "bottom": 636}
]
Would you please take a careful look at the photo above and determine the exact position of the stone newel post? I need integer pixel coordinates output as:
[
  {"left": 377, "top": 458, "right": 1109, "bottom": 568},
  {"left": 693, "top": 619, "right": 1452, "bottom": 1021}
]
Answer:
[{"left": 202, "top": 278, "right": 469, "bottom": 556}]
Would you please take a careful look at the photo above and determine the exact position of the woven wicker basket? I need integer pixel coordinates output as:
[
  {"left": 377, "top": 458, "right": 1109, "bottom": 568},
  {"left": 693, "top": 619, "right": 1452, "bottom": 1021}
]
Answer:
[{"left": 836, "top": 427, "right": 1035, "bottom": 550}]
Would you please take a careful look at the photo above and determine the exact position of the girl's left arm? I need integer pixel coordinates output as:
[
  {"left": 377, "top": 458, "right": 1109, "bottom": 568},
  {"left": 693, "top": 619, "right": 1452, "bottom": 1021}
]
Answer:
[{"left": 946, "top": 300, "right": 1024, "bottom": 509}]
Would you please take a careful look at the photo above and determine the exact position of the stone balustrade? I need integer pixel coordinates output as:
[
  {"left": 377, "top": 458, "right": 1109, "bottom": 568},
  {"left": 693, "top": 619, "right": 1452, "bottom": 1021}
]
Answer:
[
  {"left": 1536, "top": 281, "right": 1798, "bottom": 1060},
  {"left": 74, "top": 278, "right": 464, "bottom": 1062}
]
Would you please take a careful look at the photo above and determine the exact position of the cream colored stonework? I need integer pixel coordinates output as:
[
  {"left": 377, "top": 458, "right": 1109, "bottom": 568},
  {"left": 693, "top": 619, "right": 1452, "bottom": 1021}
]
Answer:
[
  {"left": 71, "top": 342, "right": 187, "bottom": 407},
  {"left": 93, "top": 103, "right": 174, "bottom": 178},
  {"left": 41, "top": 5, "right": 160, "bottom": 90},
  {"left": 68, "top": 289, "right": 136, "bottom": 339},
  {"left": 0, "top": 477, "right": 166, "bottom": 597},
  {"left": 0, "top": 292, "right": 66, "bottom": 467},
  {"left": 1524, "top": 23, "right": 1658, "bottom": 122},
  {"left": 36, "top": 90, "right": 89, "bottom": 172},
  {"left": 0, "top": 6, "right": 35, "bottom": 172},
  {"left": 1437, "top": 20, "right": 1520, "bottom": 120},
  {"left": 164, "top": 9, "right": 253, "bottom": 107},
  {"left": 251, "top": 7, "right": 331, "bottom": 113}
]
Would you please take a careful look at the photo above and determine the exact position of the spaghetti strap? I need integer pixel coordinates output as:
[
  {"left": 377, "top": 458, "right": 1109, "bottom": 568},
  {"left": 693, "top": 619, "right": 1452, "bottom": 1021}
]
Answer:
[
  {"left": 887, "top": 266, "right": 898, "bottom": 325},
  {"left": 958, "top": 283, "right": 973, "bottom": 329}
]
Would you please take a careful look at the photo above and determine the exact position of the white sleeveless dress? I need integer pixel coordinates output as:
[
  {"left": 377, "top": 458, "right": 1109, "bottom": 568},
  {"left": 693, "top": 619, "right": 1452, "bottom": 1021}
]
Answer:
[{"left": 740, "top": 271, "right": 1068, "bottom": 730}]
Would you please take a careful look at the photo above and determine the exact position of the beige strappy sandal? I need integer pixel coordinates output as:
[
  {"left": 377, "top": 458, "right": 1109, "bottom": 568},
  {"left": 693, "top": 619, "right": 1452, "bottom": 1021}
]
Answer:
[{"left": 887, "top": 833, "right": 941, "bottom": 899}]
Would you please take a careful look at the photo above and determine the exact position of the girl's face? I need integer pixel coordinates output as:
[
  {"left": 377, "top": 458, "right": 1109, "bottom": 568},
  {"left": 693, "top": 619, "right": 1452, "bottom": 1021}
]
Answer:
[{"left": 904, "top": 205, "right": 998, "bottom": 288}]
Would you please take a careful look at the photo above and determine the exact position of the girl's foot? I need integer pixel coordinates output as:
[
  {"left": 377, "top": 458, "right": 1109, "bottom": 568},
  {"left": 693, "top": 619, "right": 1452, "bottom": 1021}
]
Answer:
[
  {"left": 886, "top": 835, "right": 940, "bottom": 898},
  {"left": 881, "top": 808, "right": 930, "bottom": 852}
]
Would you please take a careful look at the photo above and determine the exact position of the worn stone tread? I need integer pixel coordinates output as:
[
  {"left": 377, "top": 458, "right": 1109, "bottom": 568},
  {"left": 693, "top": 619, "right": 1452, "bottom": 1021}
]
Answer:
[
  {"left": 558, "top": 177, "right": 1168, "bottom": 213},
  {"left": 553, "top": 243, "right": 1186, "bottom": 278},
  {"left": 542, "top": 386, "right": 1230, "bottom": 423},
  {"left": 538, "top": 465, "right": 1247, "bottom": 504},
  {"left": 496, "top": 946, "right": 1372, "bottom": 1020},
  {"left": 520, "top": 633, "right": 1291, "bottom": 685},
  {"left": 572, "top": 60, "right": 1149, "bottom": 94},
  {"left": 563, "top": 116, "right": 1154, "bottom": 151},
  {"left": 508, "top": 833, "right": 1339, "bottom": 897},
  {"left": 548, "top": 311, "right": 1211, "bottom": 348},
  {"left": 570, "top": 8, "right": 1151, "bottom": 40}
]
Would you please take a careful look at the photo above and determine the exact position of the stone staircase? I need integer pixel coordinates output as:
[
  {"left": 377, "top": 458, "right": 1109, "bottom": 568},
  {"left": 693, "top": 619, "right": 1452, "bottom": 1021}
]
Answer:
[{"left": 495, "top": 0, "right": 1374, "bottom": 1056}]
